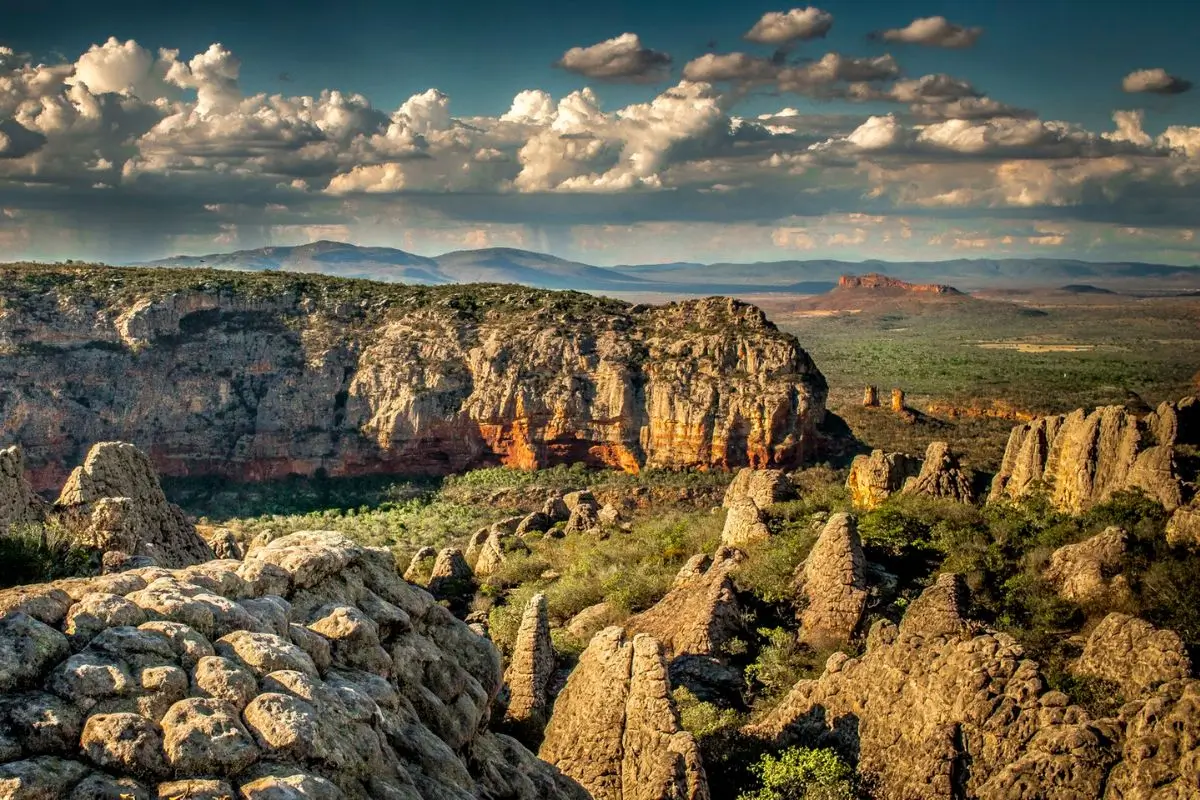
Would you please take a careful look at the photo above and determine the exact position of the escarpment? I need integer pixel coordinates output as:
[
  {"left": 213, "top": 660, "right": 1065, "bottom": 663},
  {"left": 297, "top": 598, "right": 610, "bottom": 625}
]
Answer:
[
  {"left": 0, "top": 531, "right": 588, "bottom": 799},
  {"left": 0, "top": 267, "right": 827, "bottom": 488},
  {"left": 989, "top": 397, "right": 1199, "bottom": 513}
]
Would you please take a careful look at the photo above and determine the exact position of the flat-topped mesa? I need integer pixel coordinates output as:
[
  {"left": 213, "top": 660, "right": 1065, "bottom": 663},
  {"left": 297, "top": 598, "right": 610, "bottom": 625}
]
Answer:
[
  {"left": 837, "top": 273, "right": 962, "bottom": 295},
  {"left": 989, "top": 396, "right": 1199, "bottom": 513},
  {"left": 0, "top": 531, "right": 588, "bottom": 799},
  {"left": 0, "top": 269, "right": 827, "bottom": 488}
]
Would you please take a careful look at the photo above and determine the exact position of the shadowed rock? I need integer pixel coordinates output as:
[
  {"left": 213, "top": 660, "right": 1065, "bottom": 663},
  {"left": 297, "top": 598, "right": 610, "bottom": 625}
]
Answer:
[
  {"left": 0, "top": 446, "right": 44, "bottom": 533},
  {"left": 1075, "top": 613, "right": 1191, "bottom": 697},
  {"left": 503, "top": 593, "right": 554, "bottom": 730},
  {"left": 539, "top": 627, "right": 709, "bottom": 800},
  {"left": 902, "top": 441, "right": 974, "bottom": 504}
]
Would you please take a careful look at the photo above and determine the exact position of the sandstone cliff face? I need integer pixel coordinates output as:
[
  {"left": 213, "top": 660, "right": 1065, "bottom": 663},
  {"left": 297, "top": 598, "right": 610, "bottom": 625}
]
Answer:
[
  {"left": 0, "top": 270, "right": 827, "bottom": 488},
  {"left": 0, "top": 531, "right": 586, "bottom": 799},
  {"left": 539, "top": 627, "right": 709, "bottom": 800},
  {"left": 989, "top": 399, "right": 1196, "bottom": 513}
]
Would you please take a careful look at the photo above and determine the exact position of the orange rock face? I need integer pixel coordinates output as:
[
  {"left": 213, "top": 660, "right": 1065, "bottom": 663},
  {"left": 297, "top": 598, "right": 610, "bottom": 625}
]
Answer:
[{"left": 0, "top": 271, "right": 827, "bottom": 488}]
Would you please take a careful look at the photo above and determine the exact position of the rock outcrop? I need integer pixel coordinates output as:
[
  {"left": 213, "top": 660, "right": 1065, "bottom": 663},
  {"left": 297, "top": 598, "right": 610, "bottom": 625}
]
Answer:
[
  {"left": 0, "top": 531, "right": 587, "bottom": 799},
  {"left": 846, "top": 450, "right": 919, "bottom": 510},
  {"left": 539, "top": 627, "right": 709, "bottom": 800},
  {"left": 748, "top": 575, "right": 1107, "bottom": 799},
  {"left": 796, "top": 513, "right": 868, "bottom": 648},
  {"left": 722, "top": 468, "right": 792, "bottom": 510},
  {"left": 1043, "top": 527, "right": 1129, "bottom": 607},
  {"left": 720, "top": 468, "right": 790, "bottom": 547},
  {"left": 901, "top": 441, "right": 974, "bottom": 504},
  {"left": 0, "top": 272, "right": 827, "bottom": 488},
  {"left": 0, "top": 446, "right": 43, "bottom": 533},
  {"left": 1166, "top": 501, "right": 1200, "bottom": 548},
  {"left": 989, "top": 399, "right": 1197, "bottom": 513},
  {"left": 426, "top": 547, "right": 474, "bottom": 601},
  {"left": 626, "top": 549, "right": 743, "bottom": 659},
  {"left": 1075, "top": 613, "right": 1191, "bottom": 697},
  {"left": 55, "top": 442, "right": 214, "bottom": 568},
  {"left": 502, "top": 593, "right": 554, "bottom": 730}
]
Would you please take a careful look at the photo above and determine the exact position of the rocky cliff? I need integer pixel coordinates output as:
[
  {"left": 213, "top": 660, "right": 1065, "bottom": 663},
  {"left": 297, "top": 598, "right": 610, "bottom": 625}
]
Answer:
[
  {"left": 0, "top": 531, "right": 587, "bottom": 799},
  {"left": 0, "top": 266, "right": 827, "bottom": 489}
]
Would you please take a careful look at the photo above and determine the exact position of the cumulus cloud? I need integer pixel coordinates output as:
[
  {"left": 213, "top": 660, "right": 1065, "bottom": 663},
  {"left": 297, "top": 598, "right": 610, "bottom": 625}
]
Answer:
[
  {"left": 556, "top": 34, "right": 672, "bottom": 83},
  {"left": 500, "top": 90, "right": 555, "bottom": 125},
  {"left": 871, "top": 16, "right": 983, "bottom": 48},
  {"left": 1122, "top": 68, "right": 1193, "bottom": 95},
  {"left": 682, "top": 53, "right": 778, "bottom": 83},
  {"left": 744, "top": 7, "right": 834, "bottom": 45},
  {"left": 777, "top": 53, "right": 899, "bottom": 93}
]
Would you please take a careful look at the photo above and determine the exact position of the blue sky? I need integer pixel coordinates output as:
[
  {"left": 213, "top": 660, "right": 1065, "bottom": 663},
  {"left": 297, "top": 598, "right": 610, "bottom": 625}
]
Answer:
[{"left": 1, "top": 1, "right": 1198, "bottom": 264}]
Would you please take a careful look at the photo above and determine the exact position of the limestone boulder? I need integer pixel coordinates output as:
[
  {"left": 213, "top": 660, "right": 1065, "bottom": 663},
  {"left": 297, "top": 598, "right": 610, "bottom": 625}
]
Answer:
[
  {"left": 719, "top": 501, "right": 770, "bottom": 548},
  {"left": 625, "top": 548, "right": 743, "bottom": 659},
  {"left": 989, "top": 400, "right": 1190, "bottom": 513},
  {"left": 502, "top": 593, "right": 554, "bottom": 730},
  {"left": 901, "top": 441, "right": 974, "bottom": 504},
  {"left": 0, "top": 531, "right": 588, "bottom": 799},
  {"left": 722, "top": 468, "right": 792, "bottom": 510}
]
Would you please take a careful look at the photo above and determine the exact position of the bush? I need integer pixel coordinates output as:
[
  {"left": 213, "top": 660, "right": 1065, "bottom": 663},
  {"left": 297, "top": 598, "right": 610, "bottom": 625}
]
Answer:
[
  {"left": 0, "top": 521, "right": 92, "bottom": 588},
  {"left": 738, "top": 746, "right": 859, "bottom": 800},
  {"left": 735, "top": 525, "right": 818, "bottom": 606},
  {"left": 744, "top": 628, "right": 831, "bottom": 707}
]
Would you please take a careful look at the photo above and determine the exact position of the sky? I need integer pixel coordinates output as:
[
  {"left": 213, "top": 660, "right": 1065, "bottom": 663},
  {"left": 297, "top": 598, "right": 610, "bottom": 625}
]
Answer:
[{"left": 1, "top": 0, "right": 1199, "bottom": 266}]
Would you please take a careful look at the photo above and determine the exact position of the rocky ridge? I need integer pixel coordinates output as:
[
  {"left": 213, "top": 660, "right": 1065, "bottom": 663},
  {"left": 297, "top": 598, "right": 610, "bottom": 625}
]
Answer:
[
  {"left": 0, "top": 531, "right": 588, "bottom": 799},
  {"left": 989, "top": 398, "right": 1198, "bottom": 513},
  {"left": 0, "top": 268, "right": 827, "bottom": 488}
]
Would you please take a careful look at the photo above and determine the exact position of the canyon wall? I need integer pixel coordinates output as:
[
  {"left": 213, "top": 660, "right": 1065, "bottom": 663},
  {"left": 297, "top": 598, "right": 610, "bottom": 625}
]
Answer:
[{"left": 0, "top": 266, "right": 827, "bottom": 489}]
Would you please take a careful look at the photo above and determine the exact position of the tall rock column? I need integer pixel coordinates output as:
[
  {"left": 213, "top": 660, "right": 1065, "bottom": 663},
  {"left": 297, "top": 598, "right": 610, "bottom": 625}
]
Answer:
[{"left": 503, "top": 593, "right": 555, "bottom": 730}]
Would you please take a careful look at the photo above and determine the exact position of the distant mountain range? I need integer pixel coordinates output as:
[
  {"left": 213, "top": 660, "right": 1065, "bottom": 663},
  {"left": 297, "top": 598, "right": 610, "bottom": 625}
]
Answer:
[{"left": 139, "top": 241, "right": 1200, "bottom": 295}]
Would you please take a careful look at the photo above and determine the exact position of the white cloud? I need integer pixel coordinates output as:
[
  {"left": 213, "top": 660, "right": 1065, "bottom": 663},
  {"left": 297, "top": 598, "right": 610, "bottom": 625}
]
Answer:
[
  {"left": 1122, "top": 68, "right": 1192, "bottom": 95},
  {"left": 557, "top": 34, "right": 671, "bottom": 83},
  {"left": 682, "top": 53, "right": 778, "bottom": 83},
  {"left": 500, "top": 90, "right": 555, "bottom": 125},
  {"left": 872, "top": 16, "right": 983, "bottom": 48},
  {"left": 745, "top": 8, "right": 834, "bottom": 45}
]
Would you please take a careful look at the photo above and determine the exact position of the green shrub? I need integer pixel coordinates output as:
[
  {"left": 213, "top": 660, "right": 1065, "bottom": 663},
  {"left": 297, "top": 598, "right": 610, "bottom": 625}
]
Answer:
[
  {"left": 744, "top": 628, "right": 828, "bottom": 706},
  {"left": 738, "top": 746, "right": 859, "bottom": 800},
  {"left": 0, "top": 522, "right": 93, "bottom": 588},
  {"left": 735, "top": 526, "right": 817, "bottom": 606}
]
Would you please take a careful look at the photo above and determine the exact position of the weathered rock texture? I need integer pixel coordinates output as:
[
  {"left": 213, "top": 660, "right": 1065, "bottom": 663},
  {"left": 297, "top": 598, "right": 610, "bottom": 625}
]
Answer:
[
  {"left": 0, "top": 445, "right": 43, "bottom": 532},
  {"left": 539, "top": 627, "right": 709, "bottom": 800},
  {"left": 502, "top": 593, "right": 554, "bottom": 730},
  {"left": 722, "top": 468, "right": 792, "bottom": 510},
  {"left": 55, "top": 442, "right": 214, "bottom": 568},
  {"left": 746, "top": 573, "right": 1200, "bottom": 800},
  {"left": 0, "top": 531, "right": 587, "bottom": 799},
  {"left": 846, "top": 450, "right": 920, "bottom": 511},
  {"left": 989, "top": 399, "right": 1198, "bottom": 513},
  {"left": 1166, "top": 501, "right": 1200, "bottom": 548},
  {"left": 796, "top": 513, "right": 867, "bottom": 648},
  {"left": 1075, "top": 613, "right": 1191, "bottom": 697},
  {"left": 0, "top": 271, "right": 827, "bottom": 488},
  {"left": 625, "top": 549, "right": 743, "bottom": 659},
  {"left": 901, "top": 441, "right": 974, "bottom": 504},
  {"left": 1043, "top": 527, "right": 1129, "bottom": 607},
  {"left": 720, "top": 468, "right": 791, "bottom": 547}
]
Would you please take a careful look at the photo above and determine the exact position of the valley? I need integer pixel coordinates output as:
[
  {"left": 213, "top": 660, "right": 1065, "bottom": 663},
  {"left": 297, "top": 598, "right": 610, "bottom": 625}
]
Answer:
[{"left": 0, "top": 260, "right": 1198, "bottom": 800}]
